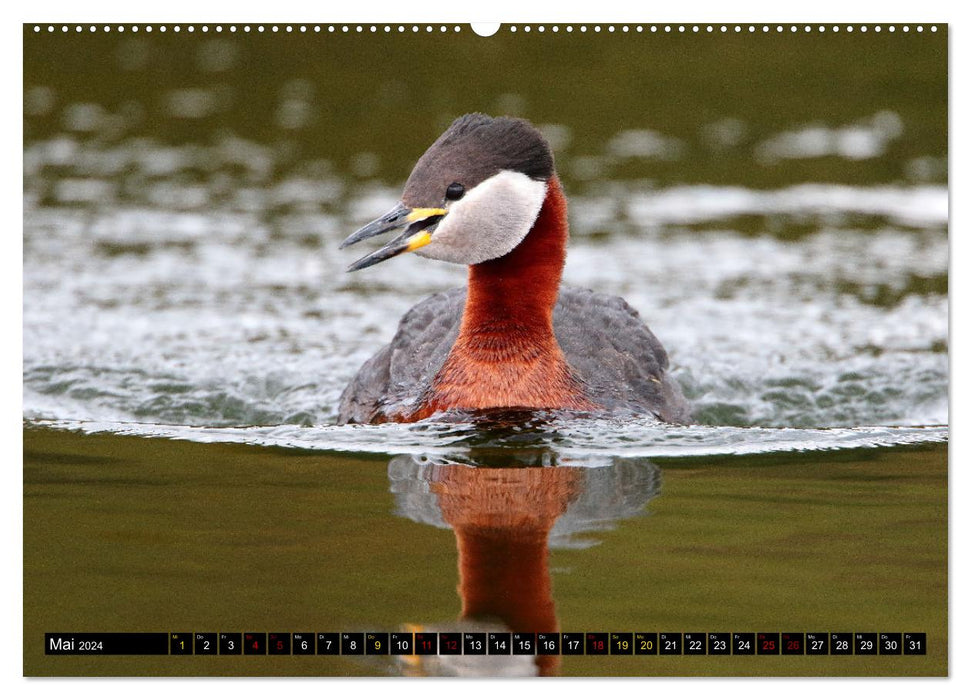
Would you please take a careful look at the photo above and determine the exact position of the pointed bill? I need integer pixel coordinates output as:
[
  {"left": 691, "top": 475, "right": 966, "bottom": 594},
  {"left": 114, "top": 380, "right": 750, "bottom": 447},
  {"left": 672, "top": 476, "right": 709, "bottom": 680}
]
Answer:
[
  {"left": 340, "top": 203, "right": 448, "bottom": 249},
  {"left": 346, "top": 226, "right": 434, "bottom": 272}
]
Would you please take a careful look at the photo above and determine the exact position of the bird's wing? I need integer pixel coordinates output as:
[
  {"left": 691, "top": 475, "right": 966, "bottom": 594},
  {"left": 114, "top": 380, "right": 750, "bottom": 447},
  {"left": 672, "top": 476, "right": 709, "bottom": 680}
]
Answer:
[
  {"left": 337, "top": 288, "right": 464, "bottom": 423},
  {"left": 555, "top": 286, "right": 690, "bottom": 423}
]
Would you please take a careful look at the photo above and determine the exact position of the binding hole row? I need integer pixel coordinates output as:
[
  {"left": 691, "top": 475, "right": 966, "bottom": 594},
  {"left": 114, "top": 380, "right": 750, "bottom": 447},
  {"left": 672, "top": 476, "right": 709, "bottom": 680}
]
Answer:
[{"left": 31, "top": 24, "right": 938, "bottom": 34}]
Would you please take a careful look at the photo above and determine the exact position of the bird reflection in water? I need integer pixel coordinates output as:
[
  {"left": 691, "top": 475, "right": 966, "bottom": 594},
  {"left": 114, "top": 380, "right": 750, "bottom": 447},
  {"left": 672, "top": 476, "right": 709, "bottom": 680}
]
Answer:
[{"left": 387, "top": 452, "right": 661, "bottom": 676}]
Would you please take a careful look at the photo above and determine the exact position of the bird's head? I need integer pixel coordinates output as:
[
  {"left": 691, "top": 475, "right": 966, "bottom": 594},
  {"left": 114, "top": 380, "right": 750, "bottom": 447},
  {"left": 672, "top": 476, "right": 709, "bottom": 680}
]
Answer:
[{"left": 341, "top": 113, "right": 554, "bottom": 271}]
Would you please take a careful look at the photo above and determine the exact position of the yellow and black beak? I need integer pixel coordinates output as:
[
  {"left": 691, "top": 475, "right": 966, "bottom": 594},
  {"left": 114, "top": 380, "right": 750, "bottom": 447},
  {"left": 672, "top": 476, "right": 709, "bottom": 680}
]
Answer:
[{"left": 340, "top": 202, "right": 447, "bottom": 272}]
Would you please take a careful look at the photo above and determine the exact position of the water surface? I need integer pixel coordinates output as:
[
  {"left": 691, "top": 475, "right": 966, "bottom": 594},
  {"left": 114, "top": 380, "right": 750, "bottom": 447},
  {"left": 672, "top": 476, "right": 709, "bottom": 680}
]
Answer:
[{"left": 23, "top": 428, "right": 947, "bottom": 676}]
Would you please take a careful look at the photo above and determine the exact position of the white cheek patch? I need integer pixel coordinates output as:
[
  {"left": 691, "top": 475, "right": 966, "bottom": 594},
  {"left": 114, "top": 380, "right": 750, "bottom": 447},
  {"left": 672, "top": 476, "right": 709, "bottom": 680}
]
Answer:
[{"left": 415, "top": 170, "right": 547, "bottom": 265}]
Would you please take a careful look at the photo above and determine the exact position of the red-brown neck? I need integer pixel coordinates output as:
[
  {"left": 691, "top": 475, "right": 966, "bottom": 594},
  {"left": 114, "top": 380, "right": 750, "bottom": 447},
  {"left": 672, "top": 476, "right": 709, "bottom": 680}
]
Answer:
[
  {"left": 412, "top": 175, "right": 596, "bottom": 418},
  {"left": 462, "top": 174, "right": 569, "bottom": 339}
]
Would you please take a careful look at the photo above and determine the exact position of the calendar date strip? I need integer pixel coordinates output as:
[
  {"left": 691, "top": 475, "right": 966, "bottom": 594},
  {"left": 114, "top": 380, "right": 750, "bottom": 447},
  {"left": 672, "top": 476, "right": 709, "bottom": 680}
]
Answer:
[{"left": 45, "top": 631, "right": 927, "bottom": 656}]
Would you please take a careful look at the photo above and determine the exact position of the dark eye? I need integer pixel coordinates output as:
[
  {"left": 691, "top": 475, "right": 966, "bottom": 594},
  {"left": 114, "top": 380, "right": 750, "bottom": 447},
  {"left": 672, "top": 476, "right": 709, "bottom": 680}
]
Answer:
[{"left": 445, "top": 182, "right": 465, "bottom": 201}]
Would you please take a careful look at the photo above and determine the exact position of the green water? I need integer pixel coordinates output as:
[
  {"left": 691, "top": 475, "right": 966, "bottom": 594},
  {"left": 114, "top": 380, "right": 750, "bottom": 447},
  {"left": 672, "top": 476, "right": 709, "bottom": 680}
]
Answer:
[
  {"left": 23, "top": 427, "right": 946, "bottom": 676},
  {"left": 25, "top": 25, "right": 946, "bottom": 191}
]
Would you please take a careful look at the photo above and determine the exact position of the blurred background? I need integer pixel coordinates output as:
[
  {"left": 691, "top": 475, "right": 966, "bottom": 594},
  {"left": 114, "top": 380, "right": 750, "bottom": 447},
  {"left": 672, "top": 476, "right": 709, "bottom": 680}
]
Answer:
[{"left": 23, "top": 24, "right": 948, "bottom": 436}]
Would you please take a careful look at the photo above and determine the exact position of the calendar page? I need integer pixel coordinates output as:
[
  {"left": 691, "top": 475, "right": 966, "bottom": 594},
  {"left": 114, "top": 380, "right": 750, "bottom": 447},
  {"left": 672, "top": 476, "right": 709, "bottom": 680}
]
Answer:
[{"left": 23, "top": 19, "right": 948, "bottom": 680}]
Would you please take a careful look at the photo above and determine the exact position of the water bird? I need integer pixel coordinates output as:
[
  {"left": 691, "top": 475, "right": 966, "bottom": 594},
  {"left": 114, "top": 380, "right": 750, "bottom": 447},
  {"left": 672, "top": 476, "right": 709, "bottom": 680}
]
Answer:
[{"left": 338, "top": 113, "right": 690, "bottom": 425}]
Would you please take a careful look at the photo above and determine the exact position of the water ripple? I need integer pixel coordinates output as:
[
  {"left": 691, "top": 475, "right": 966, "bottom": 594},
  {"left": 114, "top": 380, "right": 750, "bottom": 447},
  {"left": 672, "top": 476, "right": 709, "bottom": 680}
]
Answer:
[{"left": 26, "top": 418, "right": 948, "bottom": 463}]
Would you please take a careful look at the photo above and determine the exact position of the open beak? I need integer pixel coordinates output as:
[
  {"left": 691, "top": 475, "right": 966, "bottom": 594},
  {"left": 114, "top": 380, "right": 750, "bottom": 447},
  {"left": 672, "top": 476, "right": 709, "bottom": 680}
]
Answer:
[{"left": 341, "top": 203, "right": 447, "bottom": 272}]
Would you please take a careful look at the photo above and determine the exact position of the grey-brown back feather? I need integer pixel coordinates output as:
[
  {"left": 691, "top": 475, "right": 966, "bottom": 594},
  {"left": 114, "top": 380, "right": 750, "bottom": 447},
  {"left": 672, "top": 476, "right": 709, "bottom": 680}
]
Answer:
[{"left": 337, "top": 286, "right": 691, "bottom": 424}]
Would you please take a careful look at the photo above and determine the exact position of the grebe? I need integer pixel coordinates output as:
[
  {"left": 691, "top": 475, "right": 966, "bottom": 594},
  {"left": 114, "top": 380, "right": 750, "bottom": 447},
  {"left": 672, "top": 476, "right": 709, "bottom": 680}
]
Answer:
[{"left": 338, "top": 113, "right": 690, "bottom": 425}]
